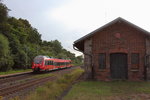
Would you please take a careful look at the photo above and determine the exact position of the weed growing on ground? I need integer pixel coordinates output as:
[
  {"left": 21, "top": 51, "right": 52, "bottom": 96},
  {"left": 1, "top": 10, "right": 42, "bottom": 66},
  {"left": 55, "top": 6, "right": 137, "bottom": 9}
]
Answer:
[
  {"left": 63, "top": 81, "right": 150, "bottom": 100},
  {"left": 23, "top": 68, "right": 84, "bottom": 100}
]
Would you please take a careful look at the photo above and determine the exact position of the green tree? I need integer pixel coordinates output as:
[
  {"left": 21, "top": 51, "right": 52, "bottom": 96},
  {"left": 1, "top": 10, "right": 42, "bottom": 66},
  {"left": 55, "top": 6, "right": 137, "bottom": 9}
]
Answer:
[
  {"left": 0, "top": 34, "right": 14, "bottom": 71},
  {"left": 75, "top": 55, "right": 83, "bottom": 66},
  {"left": 51, "top": 40, "right": 62, "bottom": 54},
  {"left": 0, "top": 2, "right": 8, "bottom": 23}
]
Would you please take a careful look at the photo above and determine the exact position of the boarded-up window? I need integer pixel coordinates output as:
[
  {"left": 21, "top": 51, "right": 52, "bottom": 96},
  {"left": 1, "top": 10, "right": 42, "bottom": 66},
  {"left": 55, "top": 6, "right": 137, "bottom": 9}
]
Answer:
[
  {"left": 99, "top": 53, "right": 106, "bottom": 69},
  {"left": 131, "top": 53, "right": 139, "bottom": 69}
]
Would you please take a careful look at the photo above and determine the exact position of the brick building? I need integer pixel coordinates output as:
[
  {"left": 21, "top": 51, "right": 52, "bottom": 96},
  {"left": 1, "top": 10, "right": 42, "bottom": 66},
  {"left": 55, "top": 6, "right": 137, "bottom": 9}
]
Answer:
[{"left": 73, "top": 17, "right": 150, "bottom": 81}]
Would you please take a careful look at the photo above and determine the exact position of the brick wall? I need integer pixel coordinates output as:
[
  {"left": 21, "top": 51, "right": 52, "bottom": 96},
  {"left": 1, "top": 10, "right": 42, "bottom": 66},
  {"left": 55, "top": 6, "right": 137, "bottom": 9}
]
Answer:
[
  {"left": 91, "top": 21, "right": 146, "bottom": 81},
  {"left": 146, "top": 38, "right": 150, "bottom": 80}
]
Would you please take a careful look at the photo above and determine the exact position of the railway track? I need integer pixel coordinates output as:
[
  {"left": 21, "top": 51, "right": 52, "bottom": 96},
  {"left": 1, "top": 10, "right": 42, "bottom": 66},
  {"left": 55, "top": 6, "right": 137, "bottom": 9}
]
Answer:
[
  {"left": 0, "top": 73, "right": 33, "bottom": 85},
  {"left": 0, "top": 76, "right": 56, "bottom": 96},
  {"left": 0, "top": 67, "right": 72, "bottom": 85},
  {"left": 0, "top": 66, "right": 78, "bottom": 98},
  {"left": 0, "top": 71, "right": 33, "bottom": 79}
]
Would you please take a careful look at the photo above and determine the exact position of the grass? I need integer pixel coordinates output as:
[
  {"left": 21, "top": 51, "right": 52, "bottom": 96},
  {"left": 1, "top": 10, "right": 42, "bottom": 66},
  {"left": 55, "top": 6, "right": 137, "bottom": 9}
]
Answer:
[
  {"left": 63, "top": 81, "right": 150, "bottom": 100},
  {"left": 32, "top": 72, "right": 55, "bottom": 78},
  {"left": 0, "top": 69, "right": 32, "bottom": 75},
  {"left": 21, "top": 67, "right": 84, "bottom": 100}
]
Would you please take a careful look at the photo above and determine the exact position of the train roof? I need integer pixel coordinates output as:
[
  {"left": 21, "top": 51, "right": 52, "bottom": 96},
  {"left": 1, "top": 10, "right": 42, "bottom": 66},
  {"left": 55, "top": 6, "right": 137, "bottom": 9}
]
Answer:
[
  {"left": 45, "top": 58, "right": 71, "bottom": 62},
  {"left": 34, "top": 55, "right": 71, "bottom": 62}
]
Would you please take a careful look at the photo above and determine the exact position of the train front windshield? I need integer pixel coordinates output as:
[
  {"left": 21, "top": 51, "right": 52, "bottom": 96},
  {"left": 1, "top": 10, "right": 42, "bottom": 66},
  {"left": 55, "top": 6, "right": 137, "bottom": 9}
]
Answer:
[{"left": 34, "top": 58, "right": 43, "bottom": 64}]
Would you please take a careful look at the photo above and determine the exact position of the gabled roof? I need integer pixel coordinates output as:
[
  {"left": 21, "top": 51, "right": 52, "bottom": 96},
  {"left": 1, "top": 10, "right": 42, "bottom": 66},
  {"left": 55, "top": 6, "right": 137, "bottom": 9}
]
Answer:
[{"left": 73, "top": 17, "right": 150, "bottom": 52}]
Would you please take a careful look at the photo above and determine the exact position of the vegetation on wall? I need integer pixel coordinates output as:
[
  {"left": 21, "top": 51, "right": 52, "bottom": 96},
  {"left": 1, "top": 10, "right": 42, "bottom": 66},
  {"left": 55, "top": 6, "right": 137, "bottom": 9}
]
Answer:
[{"left": 0, "top": 2, "right": 83, "bottom": 71}]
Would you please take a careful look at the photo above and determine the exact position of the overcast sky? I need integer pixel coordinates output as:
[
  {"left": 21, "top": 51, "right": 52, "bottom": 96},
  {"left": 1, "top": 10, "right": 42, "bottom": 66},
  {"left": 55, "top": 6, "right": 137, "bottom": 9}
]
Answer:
[{"left": 3, "top": 0, "right": 150, "bottom": 56}]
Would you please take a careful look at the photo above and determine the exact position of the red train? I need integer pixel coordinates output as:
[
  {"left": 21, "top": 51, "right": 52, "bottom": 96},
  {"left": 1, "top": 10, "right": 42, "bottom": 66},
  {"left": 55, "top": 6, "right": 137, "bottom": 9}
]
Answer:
[{"left": 32, "top": 55, "right": 72, "bottom": 72}]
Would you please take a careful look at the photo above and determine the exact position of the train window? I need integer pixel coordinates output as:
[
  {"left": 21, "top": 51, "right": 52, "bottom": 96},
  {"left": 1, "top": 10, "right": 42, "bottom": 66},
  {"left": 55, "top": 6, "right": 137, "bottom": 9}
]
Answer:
[
  {"left": 34, "top": 58, "right": 43, "bottom": 64},
  {"left": 56, "top": 62, "right": 57, "bottom": 66},
  {"left": 48, "top": 61, "right": 50, "bottom": 65},
  {"left": 49, "top": 61, "right": 50, "bottom": 65},
  {"left": 47, "top": 61, "right": 49, "bottom": 65},
  {"left": 46, "top": 61, "right": 49, "bottom": 65},
  {"left": 49, "top": 61, "right": 51, "bottom": 65},
  {"left": 53, "top": 62, "right": 56, "bottom": 66},
  {"left": 50, "top": 61, "right": 52, "bottom": 65},
  {"left": 45, "top": 61, "right": 48, "bottom": 65}
]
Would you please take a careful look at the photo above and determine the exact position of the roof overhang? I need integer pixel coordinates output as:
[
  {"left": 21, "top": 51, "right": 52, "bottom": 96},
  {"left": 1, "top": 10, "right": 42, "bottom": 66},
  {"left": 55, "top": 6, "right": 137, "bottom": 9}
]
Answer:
[{"left": 73, "top": 40, "right": 84, "bottom": 52}]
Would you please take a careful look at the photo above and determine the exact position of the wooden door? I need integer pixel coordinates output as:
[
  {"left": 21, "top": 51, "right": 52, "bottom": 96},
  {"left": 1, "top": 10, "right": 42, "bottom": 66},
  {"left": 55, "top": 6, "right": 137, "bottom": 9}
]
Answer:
[{"left": 110, "top": 53, "right": 128, "bottom": 79}]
